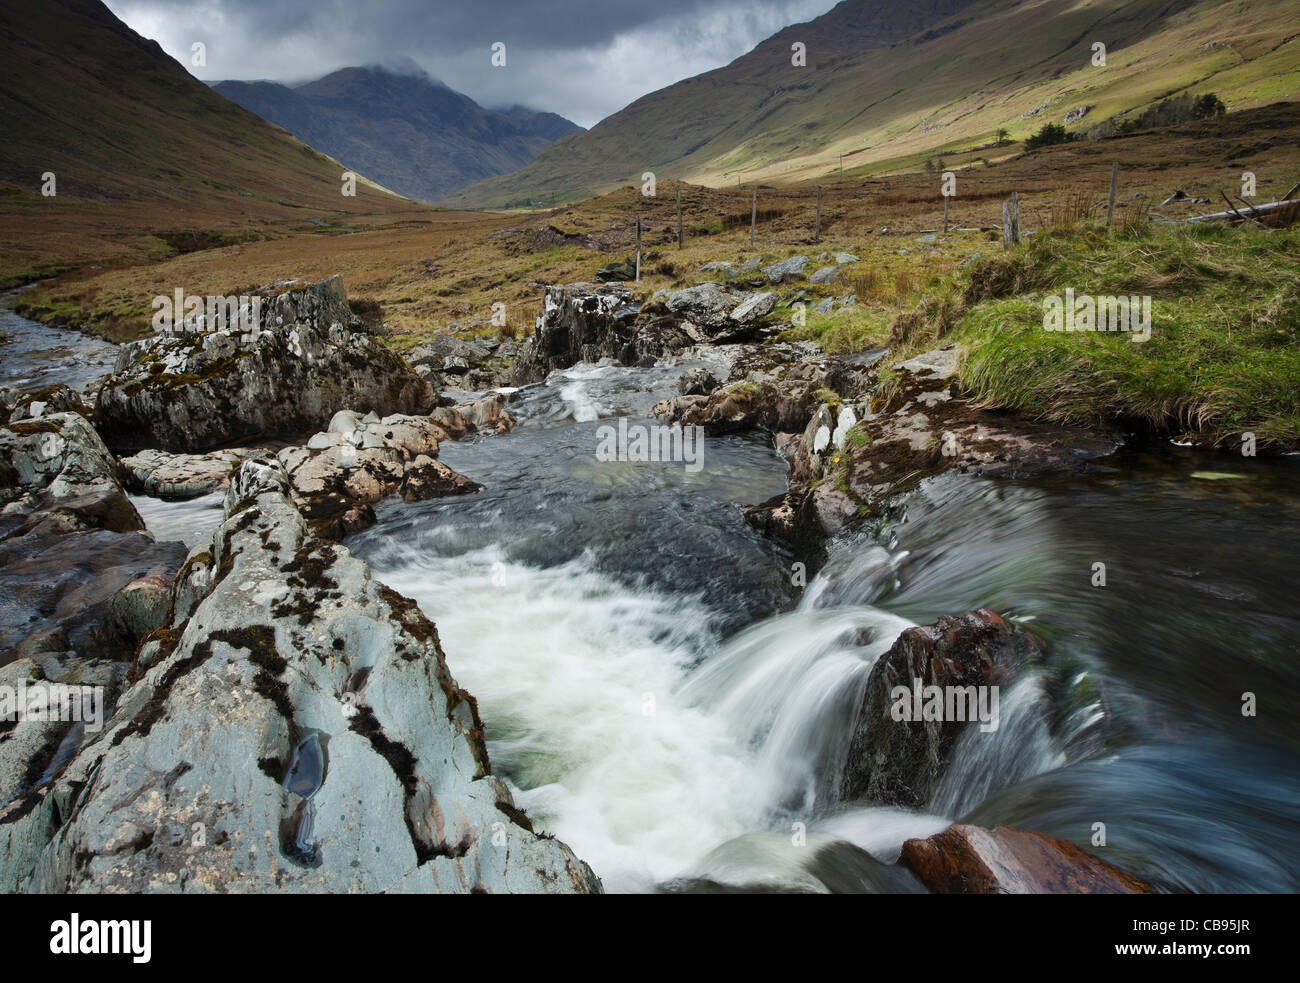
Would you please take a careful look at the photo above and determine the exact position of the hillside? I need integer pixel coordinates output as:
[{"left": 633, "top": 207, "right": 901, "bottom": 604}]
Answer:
[
  {"left": 447, "top": 0, "right": 1300, "bottom": 208},
  {"left": 215, "top": 67, "right": 584, "bottom": 202},
  {"left": 0, "top": 0, "right": 418, "bottom": 284}
]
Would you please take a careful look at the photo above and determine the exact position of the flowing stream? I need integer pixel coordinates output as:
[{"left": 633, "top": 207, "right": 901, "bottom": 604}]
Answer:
[
  {"left": 347, "top": 362, "right": 1300, "bottom": 893},
  {"left": 7, "top": 304, "right": 1298, "bottom": 893}
]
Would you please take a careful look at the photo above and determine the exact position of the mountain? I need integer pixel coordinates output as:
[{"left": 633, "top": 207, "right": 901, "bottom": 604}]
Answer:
[
  {"left": 446, "top": 0, "right": 1300, "bottom": 208},
  {"left": 0, "top": 0, "right": 410, "bottom": 282},
  {"left": 214, "top": 67, "right": 585, "bottom": 202}
]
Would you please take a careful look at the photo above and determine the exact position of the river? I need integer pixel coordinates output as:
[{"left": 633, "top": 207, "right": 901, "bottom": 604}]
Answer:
[{"left": 7, "top": 305, "right": 1298, "bottom": 893}]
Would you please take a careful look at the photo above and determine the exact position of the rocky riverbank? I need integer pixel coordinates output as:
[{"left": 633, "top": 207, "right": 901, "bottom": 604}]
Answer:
[{"left": 0, "top": 269, "right": 1177, "bottom": 894}]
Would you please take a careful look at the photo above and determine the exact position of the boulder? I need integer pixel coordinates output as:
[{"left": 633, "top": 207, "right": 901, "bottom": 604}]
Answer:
[
  {"left": 655, "top": 282, "right": 744, "bottom": 331},
  {"left": 95, "top": 276, "right": 435, "bottom": 454},
  {"left": 761, "top": 256, "right": 810, "bottom": 284},
  {"left": 0, "top": 459, "right": 602, "bottom": 894},
  {"left": 899, "top": 824, "right": 1156, "bottom": 894},
  {"left": 510, "top": 283, "right": 690, "bottom": 383},
  {"left": 840, "top": 608, "right": 1041, "bottom": 807},
  {"left": 728, "top": 291, "right": 777, "bottom": 325},
  {"left": 676, "top": 367, "right": 720, "bottom": 397},
  {"left": 278, "top": 413, "right": 481, "bottom": 538},
  {"left": 118, "top": 447, "right": 266, "bottom": 500}
]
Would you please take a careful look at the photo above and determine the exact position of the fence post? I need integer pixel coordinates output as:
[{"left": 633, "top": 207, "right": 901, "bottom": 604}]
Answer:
[
  {"left": 943, "top": 193, "right": 950, "bottom": 234},
  {"left": 1012, "top": 191, "right": 1021, "bottom": 245},
  {"left": 635, "top": 215, "right": 642, "bottom": 282},
  {"left": 1107, "top": 162, "right": 1119, "bottom": 226},
  {"left": 750, "top": 190, "right": 757, "bottom": 249}
]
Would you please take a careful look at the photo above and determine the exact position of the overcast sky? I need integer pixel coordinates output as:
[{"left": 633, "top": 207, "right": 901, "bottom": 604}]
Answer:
[{"left": 104, "top": 0, "right": 840, "bottom": 127}]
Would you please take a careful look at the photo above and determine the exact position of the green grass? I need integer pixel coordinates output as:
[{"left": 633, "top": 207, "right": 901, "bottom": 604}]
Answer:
[{"left": 952, "top": 222, "right": 1300, "bottom": 450}]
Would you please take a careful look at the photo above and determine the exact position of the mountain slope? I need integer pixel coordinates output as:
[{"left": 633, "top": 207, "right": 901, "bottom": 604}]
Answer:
[
  {"left": 447, "top": 0, "right": 1300, "bottom": 208},
  {"left": 0, "top": 0, "right": 414, "bottom": 281},
  {"left": 215, "top": 67, "right": 585, "bottom": 202}
]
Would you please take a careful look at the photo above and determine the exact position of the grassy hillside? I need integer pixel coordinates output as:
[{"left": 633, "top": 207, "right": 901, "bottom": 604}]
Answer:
[
  {"left": 447, "top": 0, "right": 1300, "bottom": 208},
  {"left": 0, "top": 0, "right": 418, "bottom": 285}
]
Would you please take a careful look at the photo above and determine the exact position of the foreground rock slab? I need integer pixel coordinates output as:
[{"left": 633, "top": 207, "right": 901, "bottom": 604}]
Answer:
[
  {"left": 899, "top": 823, "right": 1156, "bottom": 894},
  {"left": 0, "top": 459, "right": 601, "bottom": 893}
]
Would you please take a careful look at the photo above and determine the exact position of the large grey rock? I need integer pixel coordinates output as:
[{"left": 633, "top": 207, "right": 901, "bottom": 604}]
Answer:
[
  {"left": 729, "top": 292, "right": 777, "bottom": 325},
  {"left": 118, "top": 447, "right": 266, "bottom": 501},
  {"left": 761, "top": 255, "right": 810, "bottom": 284},
  {"left": 510, "top": 283, "right": 689, "bottom": 383},
  {"left": 95, "top": 276, "right": 435, "bottom": 454},
  {"left": 0, "top": 459, "right": 602, "bottom": 894},
  {"left": 841, "top": 609, "right": 1040, "bottom": 808}
]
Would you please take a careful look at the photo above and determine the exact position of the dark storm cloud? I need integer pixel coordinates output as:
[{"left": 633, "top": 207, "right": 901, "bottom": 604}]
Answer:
[{"left": 104, "top": 0, "right": 840, "bottom": 126}]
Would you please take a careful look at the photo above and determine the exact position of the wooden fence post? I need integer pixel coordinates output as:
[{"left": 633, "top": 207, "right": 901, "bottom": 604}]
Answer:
[
  {"left": 943, "top": 193, "right": 950, "bottom": 234},
  {"left": 750, "top": 190, "right": 757, "bottom": 249},
  {"left": 1012, "top": 191, "right": 1021, "bottom": 245},
  {"left": 1107, "top": 162, "right": 1119, "bottom": 226},
  {"left": 635, "top": 215, "right": 642, "bottom": 282}
]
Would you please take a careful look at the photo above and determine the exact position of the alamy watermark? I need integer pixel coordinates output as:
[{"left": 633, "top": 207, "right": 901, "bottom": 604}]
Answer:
[
  {"left": 151, "top": 288, "right": 263, "bottom": 335},
  {"left": 890, "top": 677, "right": 1000, "bottom": 732},
  {"left": 1, "top": 680, "right": 105, "bottom": 732},
  {"left": 1043, "top": 288, "right": 1151, "bottom": 342},
  {"left": 595, "top": 418, "right": 704, "bottom": 473}
]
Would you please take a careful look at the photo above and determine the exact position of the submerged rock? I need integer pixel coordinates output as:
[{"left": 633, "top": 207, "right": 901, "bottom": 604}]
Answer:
[
  {"left": 95, "top": 276, "right": 435, "bottom": 454},
  {"left": 840, "top": 608, "right": 1042, "bottom": 807},
  {"left": 899, "top": 823, "right": 1156, "bottom": 894},
  {"left": 0, "top": 459, "right": 602, "bottom": 894}
]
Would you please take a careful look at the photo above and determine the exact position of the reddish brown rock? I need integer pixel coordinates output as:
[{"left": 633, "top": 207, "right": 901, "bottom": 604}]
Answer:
[{"left": 899, "top": 823, "right": 1156, "bottom": 894}]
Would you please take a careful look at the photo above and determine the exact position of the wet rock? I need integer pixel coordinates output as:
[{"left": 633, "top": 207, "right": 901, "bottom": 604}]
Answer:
[
  {"left": 652, "top": 343, "right": 881, "bottom": 437},
  {"left": 841, "top": 608, "right": 1041, "bottom": 807},
  {"left": 0, "top": 459, "right": 602, "bottom": 894},
  {"left": 677, "top": 367, "right": 720, "bottom": 397},
  {"left": 899, "top": 823, "right": 1156, "bottom": 894},
  {"left": 1, "top": 412, "right": 142, "bottom": 535},
  {"left": 429, "top": 393, "right": 517, "bottom": 440},
  {"left": 118, "top": 447, "right": 266, "bottom": 500},
  {"left": 278, "top": 413, "right": 480, "bottom": 539},
  {"left": 96, "top": 276, "right": 435, "bottom": 454},
  {"left": 751, "top": 346, "right": 1118, "bottom": 558},
  {"left": 0, "top": 413, "right": 186, "bottom": 803},
  {"left": 510, "top": 283, "right": 634, "bottom": 384},
  {"left": 510, "top": 283, "right": 689, "bottom": 383}
]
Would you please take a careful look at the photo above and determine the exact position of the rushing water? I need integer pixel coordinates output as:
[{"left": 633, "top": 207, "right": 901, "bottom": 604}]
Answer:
[
  {"left": 0, "top": 292, "right": 118, "bottom": 391},
  {"left": 12, "top": 299, "right": 1294, "bottom": 893},
  {"left": 346, "top": 362, "right": 1300, "bottom": 893}
]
